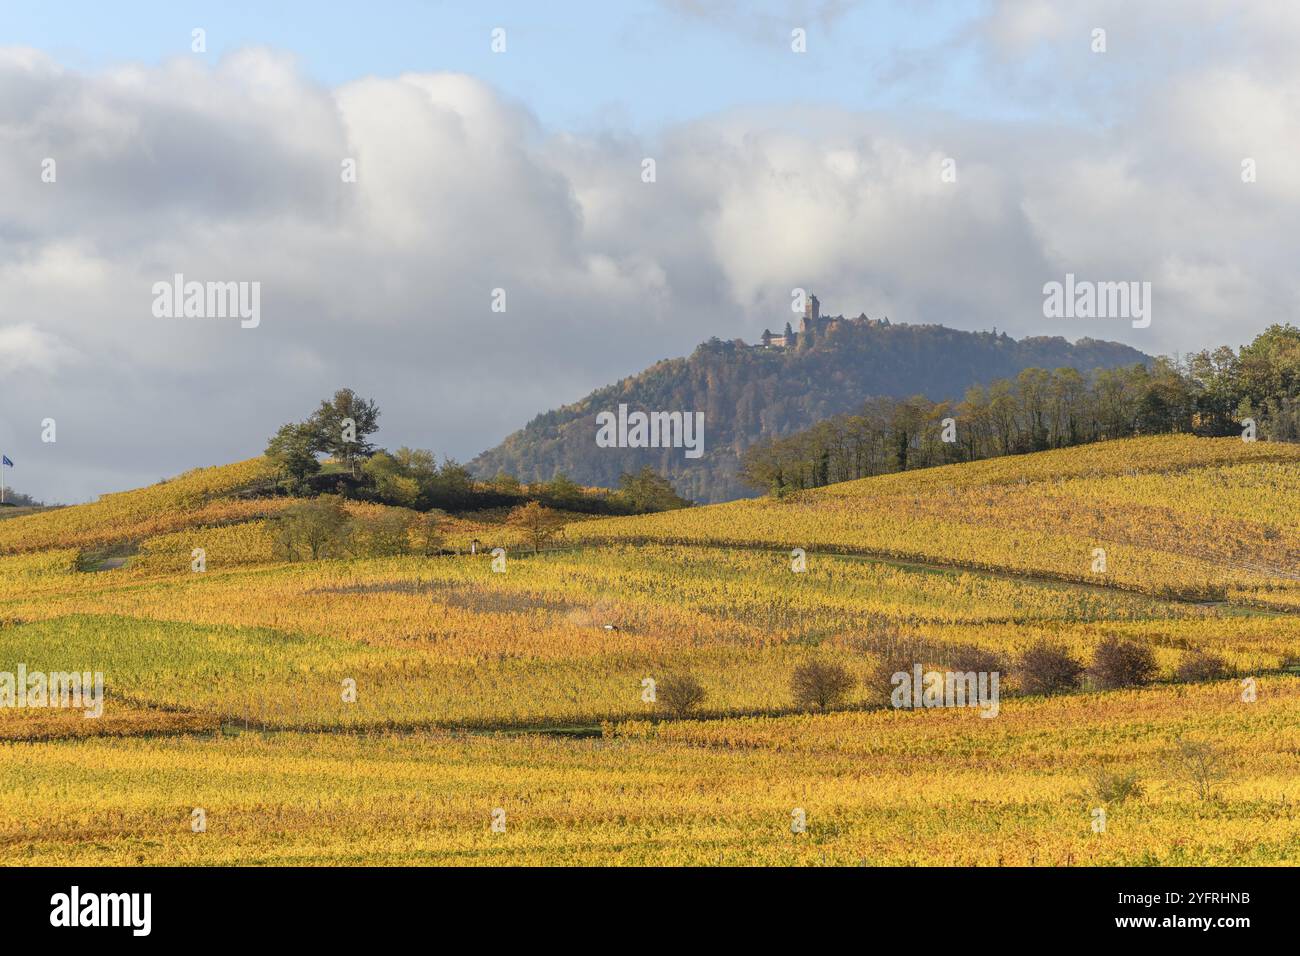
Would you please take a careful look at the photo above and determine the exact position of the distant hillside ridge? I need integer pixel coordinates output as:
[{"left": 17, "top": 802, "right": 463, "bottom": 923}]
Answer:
[{"left": 471, "top": 312, "right": 1152, "bottom": 502}]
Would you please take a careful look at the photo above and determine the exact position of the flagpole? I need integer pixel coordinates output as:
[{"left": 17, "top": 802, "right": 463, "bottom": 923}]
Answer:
[{"left": 1, "top": 452, "right": 5, "bottom": 505}]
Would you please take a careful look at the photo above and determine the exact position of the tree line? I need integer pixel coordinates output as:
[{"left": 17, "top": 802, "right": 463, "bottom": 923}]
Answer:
[
  {"left": 265, "top": 388, "right": 692, "bottom": 516},
  {"left": 0, "top": 489, "right": 45, "bottom": 508},
  {"left": 741, "top": 324, "right": 1300, "bottom": 494},
  {"left": 269, "top": 494, "right": 573, "bottom": 562}
]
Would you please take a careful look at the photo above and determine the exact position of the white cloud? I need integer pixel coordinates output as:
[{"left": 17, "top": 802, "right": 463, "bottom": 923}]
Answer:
[
  {"left": 0, "top": 323, "right": 79, "bottom": 375},
  {"left": 2, "top": 3, "right": 1298, "bottom": 501}
]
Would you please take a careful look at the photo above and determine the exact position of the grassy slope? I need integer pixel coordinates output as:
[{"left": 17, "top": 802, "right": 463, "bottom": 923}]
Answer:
[
  {"left": 1, "top": 435, "right": 1298, "bottom": 864},
  {"left": 0, "top": 458, "right": 275, "bottom": 555},
  {"left": 573, "top": 435, "right": 1300, "bottom": 604}
]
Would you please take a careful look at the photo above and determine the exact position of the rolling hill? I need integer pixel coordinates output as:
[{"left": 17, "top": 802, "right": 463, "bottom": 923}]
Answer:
[{"left": 2, "top": 435, "right": 1297, "bottom": 865}]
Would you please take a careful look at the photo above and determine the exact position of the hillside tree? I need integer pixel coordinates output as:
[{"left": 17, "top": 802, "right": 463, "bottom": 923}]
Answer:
[
  {"left": 308, "top": 388, "right": 381, "bottom": 476},
  {"left": 265, "top": 421, "right": 321, "bottom": 491}
]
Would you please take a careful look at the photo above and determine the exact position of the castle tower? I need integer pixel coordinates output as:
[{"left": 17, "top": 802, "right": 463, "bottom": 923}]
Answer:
[{"left": 801, "top": 293, "right": 820, "bottom": 333}]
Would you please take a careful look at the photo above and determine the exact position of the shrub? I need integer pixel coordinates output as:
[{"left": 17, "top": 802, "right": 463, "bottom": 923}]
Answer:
[
  {"left": 1017, "top": 641, "right": 1084, "bottom": 696},
  {"left": 411, "top": 513, "right": 445, "bottom": 557},
  {"left": 1081, "top": 766, "right": 1144, "bottom": 804},
  {"left": 351, "top": 510, "right": 415, "bottom": 557},
  {"left": 1088, "top": 636, "right": 1157, "bottom": 690},
  {"left": 791, "top": 661, "right": 856, "bottom": 711},
  {"left": 1173, "top": 650, "right": 1229, "bottom": 683},
  {"left": 656, "top": 673, "right": 707, "bottom": 718},
  {"left": 944, "top": 644, "right": 1006, "bottom": 676},
  {"left": 271, "top": 495, "right": 351, "bottom": 561},
  {"left": 866, "top": 652, "right": 915, "bottom": 707},
  {"left": 376, "top": 473, "right": 421, "bottom": 509}
]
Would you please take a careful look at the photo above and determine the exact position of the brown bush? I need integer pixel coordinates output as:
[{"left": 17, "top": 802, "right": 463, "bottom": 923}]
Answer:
[
  {"left": 1088, "top": 636, "right": 1157, "bottom": 690},
  {"left": 943, "top": 644, "right": 1007, "bottom": 676},
  {"left": 1173, "top": 650, "right": 1229, "bottom": 683},
  {"left": 1017, "top": 641, "right": 1084, "bottom": 696},
  {"left": 656, "top": 673, "right": 707, "bottom": 718}
]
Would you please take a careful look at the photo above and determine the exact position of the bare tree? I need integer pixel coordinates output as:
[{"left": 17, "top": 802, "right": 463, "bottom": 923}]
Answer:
[
  {"left": 271, "top": 495, "right": 351, "bottom": 561},
  {"left": 1165, "top": 736, "right": 1229, "bottom": 802},
  {"left": 791, "top": 661, "right": 856, "bottom": 711},
  {"left": 412, "top": 512, "right": 445, "bottom": 557}
]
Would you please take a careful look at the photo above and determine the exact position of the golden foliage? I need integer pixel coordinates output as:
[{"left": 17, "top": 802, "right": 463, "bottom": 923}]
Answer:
[{"left": 2, "top": 436, "right": 1297, "bottom": 865}]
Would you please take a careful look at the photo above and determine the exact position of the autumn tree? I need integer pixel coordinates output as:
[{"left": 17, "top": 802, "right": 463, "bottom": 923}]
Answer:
[
  {"left": 412, "top": 512, "right": 446, "bottom": 557},
  {"left": 351, "top": 509, "right": 415, "bottom": 558},
  {"left": 271, "top": 495, "right": 351, "bottom": 561},
  {"left": 505, "top": 501, "right": 568, "bottom": 553},
  {"left": 617, "top": 467, "right": 692, "bottom": 513},
  {"left": 265, "top": 421, "right": 321, "bottom": 491}
]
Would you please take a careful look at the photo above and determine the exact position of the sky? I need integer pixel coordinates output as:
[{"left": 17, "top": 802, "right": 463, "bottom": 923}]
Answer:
[
  {"left": 2, "top": 0, "right": 1298, "bottom": 502},
  {"left": 3, "top": 1, "right": 998, "bottom": 129}
]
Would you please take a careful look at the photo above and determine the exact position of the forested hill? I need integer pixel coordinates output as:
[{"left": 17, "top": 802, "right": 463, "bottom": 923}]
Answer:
[{"left": 470, "top": 322, "right": 1151, "bottom": 502}]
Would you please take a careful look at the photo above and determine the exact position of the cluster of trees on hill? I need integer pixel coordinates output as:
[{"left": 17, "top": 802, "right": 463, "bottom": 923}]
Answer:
[
  {"left": 265, "top": 388, "right": 382, "bottom": 488},
  {"left": 264, "top": 389, "right": 691, "bottom": 516},
  {"left": 470, "top": 320, "right": 1152, "bottom": 502},
  {"left": 268, "top": 495, "right": 575, "bottom": 562},
  {"left": 0, "top": 489, "right": 46, "bottom": 508},
  {"left": 741, "top": 324, "right": 1300, "bottom": 494}
]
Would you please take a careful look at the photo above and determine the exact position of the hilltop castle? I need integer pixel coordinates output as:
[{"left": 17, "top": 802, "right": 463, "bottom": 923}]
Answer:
[{"left": 759, "top": 294, "right": 888, "bottom": 349}]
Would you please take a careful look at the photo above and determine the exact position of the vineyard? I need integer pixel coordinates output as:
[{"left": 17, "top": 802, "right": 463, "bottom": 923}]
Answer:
[
  {"left": 573, "top": 436, "right": 1300, "bottom": 606},
  {"left": 5, "top": 679, "right": 1297, "bottom": 865},
  {"left": 1, "top": 435, "right": 1297, "bottom": 864}
]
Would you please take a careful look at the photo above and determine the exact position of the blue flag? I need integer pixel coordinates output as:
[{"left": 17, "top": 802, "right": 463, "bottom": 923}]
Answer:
[{"left": 1, "top": 456, "right": 12, "bottom": 467}]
